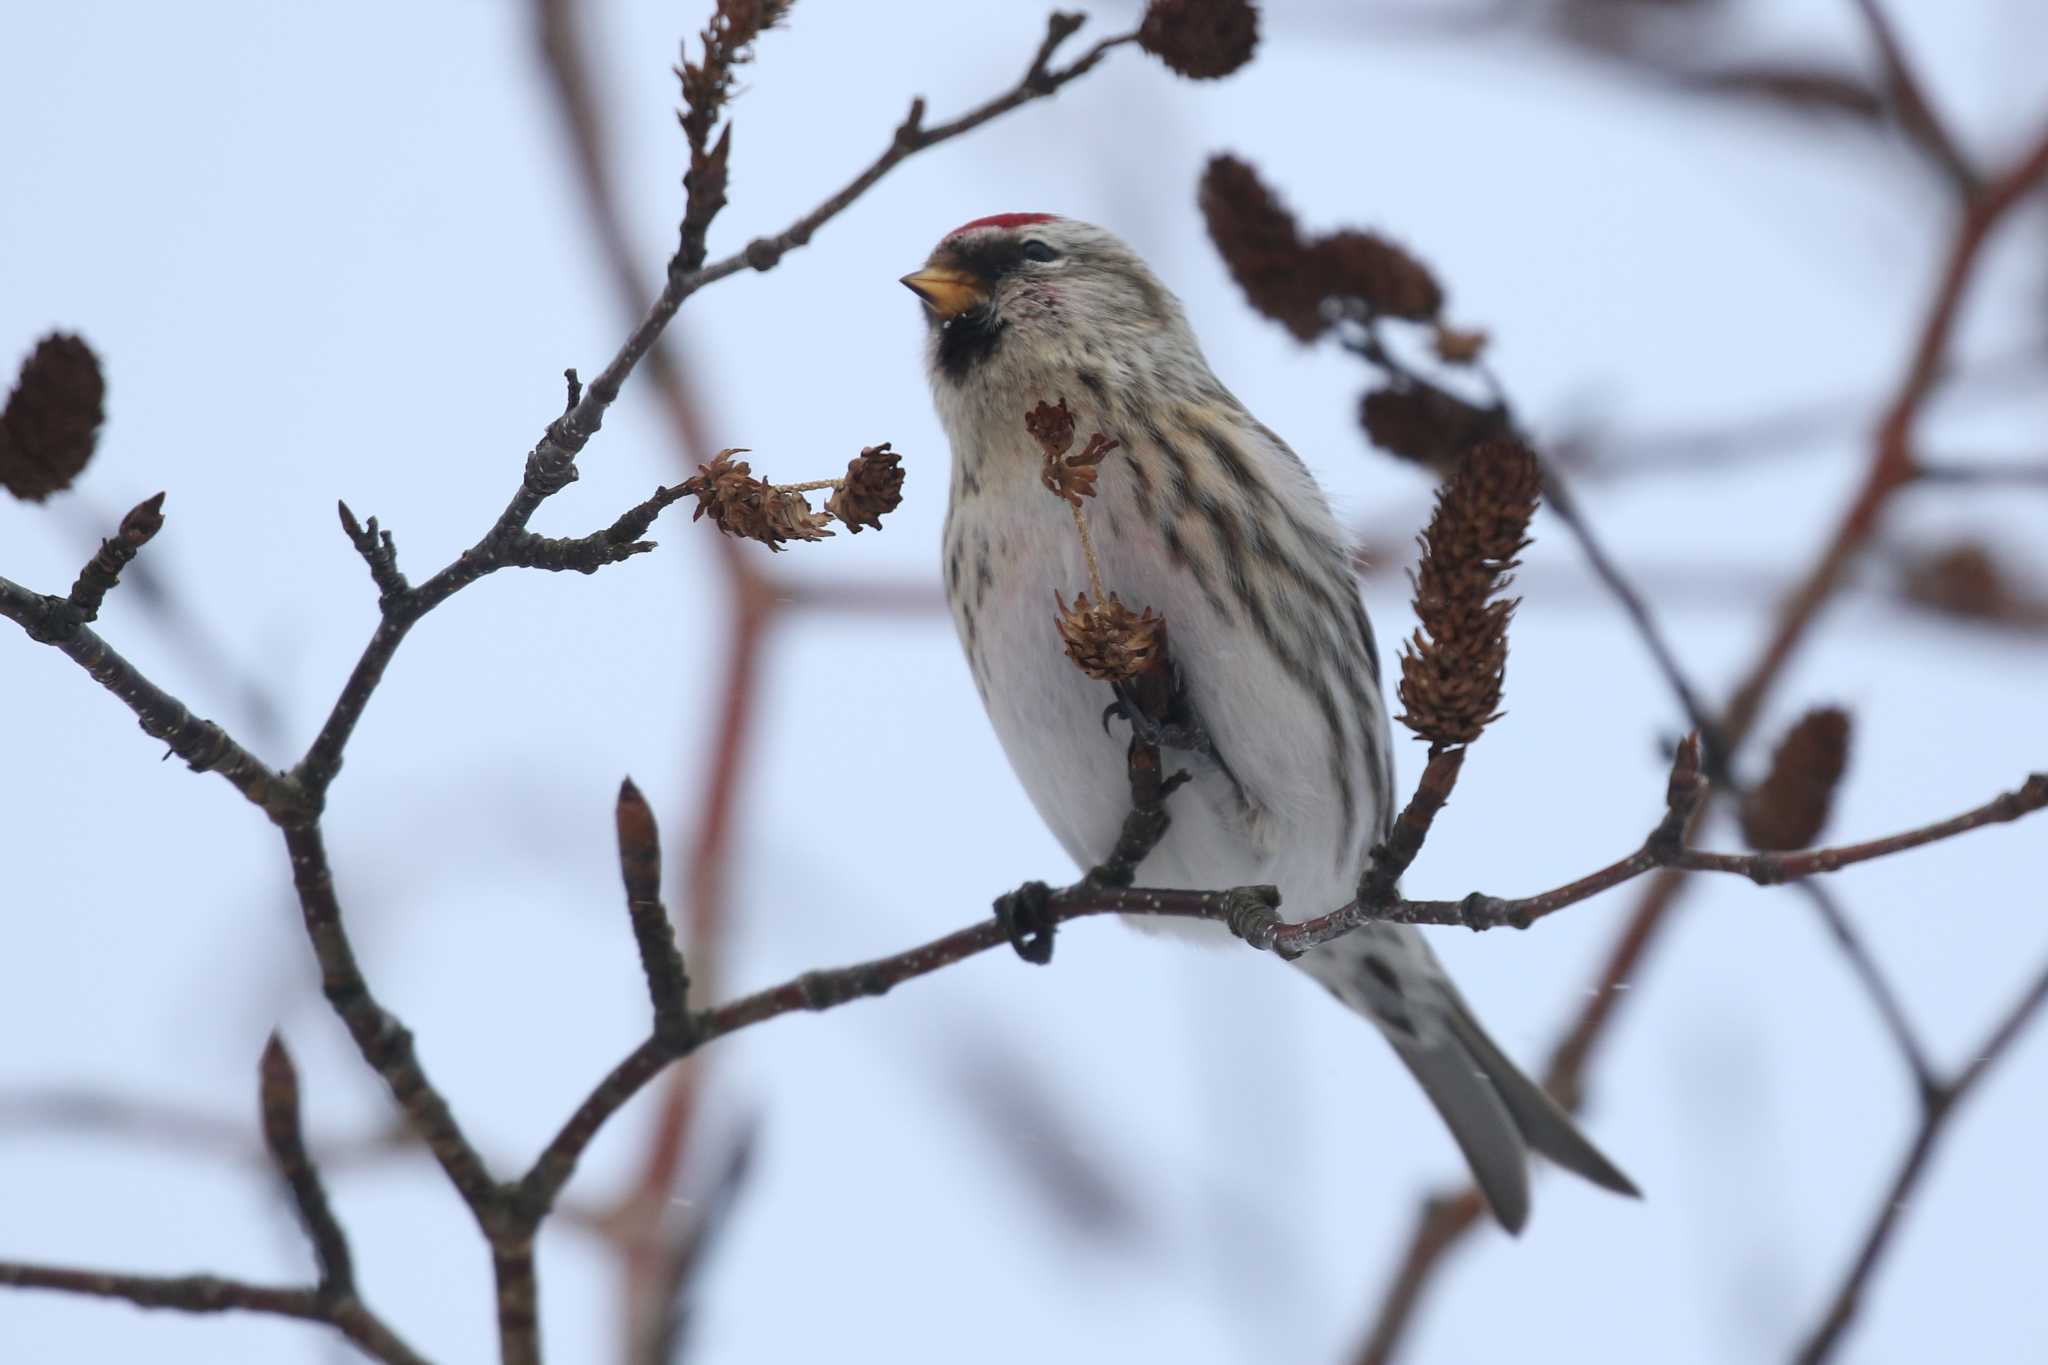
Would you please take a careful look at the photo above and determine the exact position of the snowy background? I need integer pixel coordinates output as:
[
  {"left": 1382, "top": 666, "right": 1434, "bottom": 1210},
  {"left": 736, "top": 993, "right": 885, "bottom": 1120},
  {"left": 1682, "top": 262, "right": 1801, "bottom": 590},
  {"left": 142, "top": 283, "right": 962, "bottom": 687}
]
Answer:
[{"left": 3, "top": 1, "right": 2045, "bottom": 1361}]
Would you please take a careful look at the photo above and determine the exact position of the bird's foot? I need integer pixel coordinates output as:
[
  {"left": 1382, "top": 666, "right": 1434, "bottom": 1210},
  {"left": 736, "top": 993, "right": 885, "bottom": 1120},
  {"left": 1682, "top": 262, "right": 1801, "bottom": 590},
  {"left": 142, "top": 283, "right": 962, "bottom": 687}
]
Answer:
[
  {"left": 1102, "top": 693, "right": 1212, "bottom": 758},
  {"left": 994, "top": 879, "right": 1057, "bottom": 965}
]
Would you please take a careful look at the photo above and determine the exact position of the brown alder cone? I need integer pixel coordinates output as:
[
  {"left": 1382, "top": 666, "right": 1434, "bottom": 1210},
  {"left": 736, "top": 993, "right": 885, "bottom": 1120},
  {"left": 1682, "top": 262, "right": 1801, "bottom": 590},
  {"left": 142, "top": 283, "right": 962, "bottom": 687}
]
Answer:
[
  {"left": 1054, "top": 591, "right": 1167, "bottom": 683},
  {"left": 1025, "top": 397, "right": 1078, "bottom": 459},
  {"left": 1396, "top": 438, "right": 1543, "bottom": 748},
  {"left": 680, "top": 450, "right": 832, "bottom": 550},
  {"left": 1199, "top": 155, "right": 1327, "bottom": 341},
  {"left": 824, "top": 443, "right": 904, "bottom": 532},
  {"left": 1138, "top": 0, "right": 1260, "bottom": 80},
  {"left": 1027, "top": 399, "right": 1121, "bottom": 506},
  {"left": 1, "top": 333, "right": 105, "bottom": 502},
  {"left": 1043, "top": 434, "right": 1118, "bottom": 507},
  {"left": 1309, "top": 229, "right": 1443, "bottom": 322},
  {"left": 1742, "top": 707, "right": 1852, "bottom": 850},
  {"left": 1360, "top": 386, "right": 1507, "bottom": 475},
  {"left": 1201, "top": 156, "right": 1447, "bottom": 340}
]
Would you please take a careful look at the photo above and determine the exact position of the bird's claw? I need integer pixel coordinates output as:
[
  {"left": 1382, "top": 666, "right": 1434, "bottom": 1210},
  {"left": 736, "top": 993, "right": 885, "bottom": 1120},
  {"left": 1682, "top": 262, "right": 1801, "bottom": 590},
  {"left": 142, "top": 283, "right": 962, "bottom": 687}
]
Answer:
[
  {"left": 994, "top": 879, "right": 1057, "bottom": 965},
  {"left": 1107, "top": 684, "right": 1212, "bottom": 758}
]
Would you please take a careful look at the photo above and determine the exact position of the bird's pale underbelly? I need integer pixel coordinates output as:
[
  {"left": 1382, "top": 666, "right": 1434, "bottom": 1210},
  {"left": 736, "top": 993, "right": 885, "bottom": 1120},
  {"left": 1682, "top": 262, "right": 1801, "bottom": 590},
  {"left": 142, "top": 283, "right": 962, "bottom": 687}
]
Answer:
[{"left": 946, "top": 483, "right": 1357, "bottom": 930}]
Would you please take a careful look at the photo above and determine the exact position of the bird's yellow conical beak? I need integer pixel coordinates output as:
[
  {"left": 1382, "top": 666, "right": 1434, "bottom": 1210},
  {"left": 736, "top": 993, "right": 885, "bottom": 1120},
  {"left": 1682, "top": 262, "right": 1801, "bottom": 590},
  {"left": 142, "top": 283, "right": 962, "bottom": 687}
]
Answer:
[{"left": 900, "top": 266, "right": 989, "bottom": 319}]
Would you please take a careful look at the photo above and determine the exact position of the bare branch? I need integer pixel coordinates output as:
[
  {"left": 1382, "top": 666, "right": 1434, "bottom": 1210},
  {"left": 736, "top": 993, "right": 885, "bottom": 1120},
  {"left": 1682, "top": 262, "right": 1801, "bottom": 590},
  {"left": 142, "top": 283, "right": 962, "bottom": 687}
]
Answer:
[
  {"left": 616, "top": 778, "right": 693, "bottom": 1047},
  {"left": 1259, "top": 768, "right": 2045, "bottom": 948},
  {"left": 0, "top": 1264, "right": 426, "bottom": 1364},
  {"left": 1913, "top": 457, "right": 2048, "bottom": 488},
  {"left": 0, "top": 1045, "right": 425, "bottom": 1365},
  {"left": 1849, "top": 0, "right": 1978, "bottom": 196},
  {"left": 0, "top": 573, "right": 298, "bottom": 819},
  {"left": 1793, "top": 958, "right": 2048, "bottom": 1363},
  {"left": 336, "top": 502, "right": 409, "bottom": 603},
  {"left": 281, "top": 822, "right": 501, "bottom": 1215},
  {"left": 258, "top": 1036, "right": 355, "bottom": 1293},
  {"left": 65, "top": 492, "right": 166, "bottom": 622}
]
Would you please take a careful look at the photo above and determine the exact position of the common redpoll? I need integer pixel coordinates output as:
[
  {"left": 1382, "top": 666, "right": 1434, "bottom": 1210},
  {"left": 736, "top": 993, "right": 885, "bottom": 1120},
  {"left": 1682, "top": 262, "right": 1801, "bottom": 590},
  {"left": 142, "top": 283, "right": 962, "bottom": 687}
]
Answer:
[{"left": 906, "top": 214, "right": 1636, "bottom": 1231}]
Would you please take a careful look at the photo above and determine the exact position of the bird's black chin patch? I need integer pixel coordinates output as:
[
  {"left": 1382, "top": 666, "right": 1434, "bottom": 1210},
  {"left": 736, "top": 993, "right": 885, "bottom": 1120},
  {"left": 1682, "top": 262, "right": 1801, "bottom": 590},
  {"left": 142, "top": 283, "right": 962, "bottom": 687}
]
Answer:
[{"left": 935, "top": 305, "right": 1005, "bottom": 380}]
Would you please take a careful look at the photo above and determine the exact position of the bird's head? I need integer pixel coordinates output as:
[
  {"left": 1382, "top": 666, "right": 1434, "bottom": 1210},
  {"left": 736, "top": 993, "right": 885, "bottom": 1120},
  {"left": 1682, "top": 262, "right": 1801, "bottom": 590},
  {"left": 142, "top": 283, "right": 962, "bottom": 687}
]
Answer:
[{"left": 902, "top": 214, "right": 1182, "bottom": 385}]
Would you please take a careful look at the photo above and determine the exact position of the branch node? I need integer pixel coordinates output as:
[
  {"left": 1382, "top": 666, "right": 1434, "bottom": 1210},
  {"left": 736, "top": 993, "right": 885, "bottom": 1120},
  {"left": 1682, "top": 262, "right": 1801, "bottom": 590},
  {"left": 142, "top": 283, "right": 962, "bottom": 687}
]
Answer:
[
  {"left": 522, "top": 446, "right": 581, "bottom": 500},
  {"left": 1458, "top": 891, "right": 1524, "bottom": 932},
  {"left": 1027, "top": 13, "right": 1089, "bottom": 89},
  {"left": 1220, "top": 885, "right": 1289, "bottom": 954},
  {"left": 894, "top": 97, "right": 928, "bottom": 148}
]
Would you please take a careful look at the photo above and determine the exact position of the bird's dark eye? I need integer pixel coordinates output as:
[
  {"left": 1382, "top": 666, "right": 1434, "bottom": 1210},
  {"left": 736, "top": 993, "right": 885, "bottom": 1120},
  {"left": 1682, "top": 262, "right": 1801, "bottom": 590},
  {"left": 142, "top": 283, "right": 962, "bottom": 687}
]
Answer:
[{"left": 1019, "top": 240, "right": 1060, "bottom": 263}]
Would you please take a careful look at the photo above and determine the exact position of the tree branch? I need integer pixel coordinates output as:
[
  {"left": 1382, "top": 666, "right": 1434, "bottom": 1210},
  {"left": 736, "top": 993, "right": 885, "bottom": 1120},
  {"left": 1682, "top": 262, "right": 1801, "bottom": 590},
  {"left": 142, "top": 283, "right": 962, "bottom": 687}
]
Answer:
[
  {"left": 258, "top": 1036, "right": 356, "bottom": 1294},
  {"left": 1792, "top": 957, "right": 2048, "bottom": 1363},
  {"left": 0, "top": 572, "right": 298, "bottom": 819},
  {"left": 1849, "top": 0, "right": 1978, "bottom": 197},
  {"left": 281, "top": 821, "right": 501, "bottom": 1215},
  {"left": 0, "top": 1264, "right": 426, "bottom": 1364},
  {"left": 1236, "top": 762, "right": 2043, "bottom": 948},
  {"left": 0, "top": 1039, "right": 427, "bottom": 1365},
  {"left": 507, "top": 759, "right": 2042, "bottom": 1233},
  {"left": 1913, "top": 457, "right": 2048, "bottom": 488}
]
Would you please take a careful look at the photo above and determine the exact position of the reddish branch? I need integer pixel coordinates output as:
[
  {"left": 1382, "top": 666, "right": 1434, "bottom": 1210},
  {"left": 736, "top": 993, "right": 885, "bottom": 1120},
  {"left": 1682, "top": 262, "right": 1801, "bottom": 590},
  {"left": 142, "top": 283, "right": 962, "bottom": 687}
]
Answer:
[{"left": 1353, "top": 114, "right": 2048, "bottom": 1365}]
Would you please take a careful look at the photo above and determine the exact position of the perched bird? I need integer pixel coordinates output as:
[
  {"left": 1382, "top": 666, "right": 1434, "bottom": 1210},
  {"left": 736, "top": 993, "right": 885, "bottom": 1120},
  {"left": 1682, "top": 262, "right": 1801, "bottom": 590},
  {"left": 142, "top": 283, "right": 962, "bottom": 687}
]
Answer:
[{"left": 904, "top": 213, "right": 1637, "bottom": 1231}]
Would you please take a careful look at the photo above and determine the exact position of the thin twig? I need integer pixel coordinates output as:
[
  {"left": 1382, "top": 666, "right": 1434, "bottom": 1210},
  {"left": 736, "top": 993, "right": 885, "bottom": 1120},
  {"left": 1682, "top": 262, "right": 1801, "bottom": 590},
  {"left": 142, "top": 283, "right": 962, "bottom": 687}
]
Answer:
[
  {"left": 1849, "top": 0, "right": 1978, "bottom": 196},
  {"left": 280, "top": 822, "right": 501, "bottom": 1215},
  {"left": 0, "top": 1041, "right": 424, "bottom": 1364},
  {"left": 1797, "top": 882, "right": 1940, "bottom": 1102},
  {"left": 1792, "top": 958, "right": 2048, "bottom": 1363},
  {"left": 0, "top": 575, "right": 297, "bottom": 818},
  {"left": 258, "top": 1037, "right": 356, "bottom": 1293},
  {"left": 0, "top": 1264, "right": 427, "bottom": 1365},
  {"left": 1248, "top": 769, "right": 2044, "bottom": 948},
  {"left": 65, "top": 492, "right": 167, "bottom": 622},
  {"left": 1913, "top": 458, "right": 2048, "bottom": 488}
]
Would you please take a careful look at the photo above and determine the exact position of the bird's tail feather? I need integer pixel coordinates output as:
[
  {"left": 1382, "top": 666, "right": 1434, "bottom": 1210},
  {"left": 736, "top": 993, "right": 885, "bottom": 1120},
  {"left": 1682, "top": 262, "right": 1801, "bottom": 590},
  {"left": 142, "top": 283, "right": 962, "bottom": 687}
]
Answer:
[
  {"left": 1388, "top": 999, "right": 1639, "bottom": 1234},
  {"left": 1387, "top": 1032, "right": 1534, "bottom": 1233},
  {"left": 1439, "top": 997, "right": 1641, "bottom": 1202},
  {"left": 1303, "top": 932, "right": 1638, "bottom": 1233}
]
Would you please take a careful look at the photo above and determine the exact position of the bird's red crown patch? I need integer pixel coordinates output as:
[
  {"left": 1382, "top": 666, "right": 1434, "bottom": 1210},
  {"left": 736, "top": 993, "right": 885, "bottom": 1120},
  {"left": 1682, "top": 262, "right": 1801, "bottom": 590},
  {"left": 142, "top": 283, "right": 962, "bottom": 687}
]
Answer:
[{"left": 944, "top": 212, "right": 1059, "bottom": 240}]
